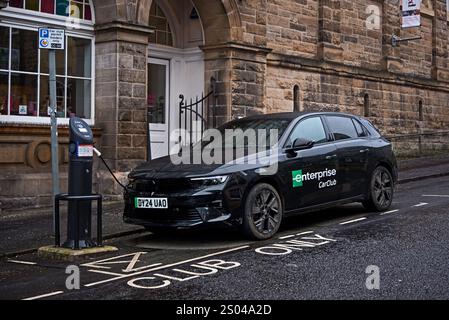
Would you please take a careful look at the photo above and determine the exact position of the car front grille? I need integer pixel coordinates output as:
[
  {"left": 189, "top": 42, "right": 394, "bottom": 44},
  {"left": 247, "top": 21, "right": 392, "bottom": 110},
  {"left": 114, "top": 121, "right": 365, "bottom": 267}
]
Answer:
[
  {"left": 132, "top": 208, "right": 203, "bottom": 224},
  {"left": 131, "top": 178, "right": 202, "bottom": 194}
]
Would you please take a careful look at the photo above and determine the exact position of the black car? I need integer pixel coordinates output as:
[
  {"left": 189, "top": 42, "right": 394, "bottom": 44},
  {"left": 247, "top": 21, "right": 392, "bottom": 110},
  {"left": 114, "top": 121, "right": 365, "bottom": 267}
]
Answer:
[{"left": 124, "top": 112, "right": 397, "bottom": 240}]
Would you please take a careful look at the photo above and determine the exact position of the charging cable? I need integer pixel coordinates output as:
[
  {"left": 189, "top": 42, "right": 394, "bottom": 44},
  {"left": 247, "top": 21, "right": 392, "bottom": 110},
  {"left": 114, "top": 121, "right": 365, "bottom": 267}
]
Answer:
[{"left": 93, "top": 147, "right": 128, "bottom": 191}]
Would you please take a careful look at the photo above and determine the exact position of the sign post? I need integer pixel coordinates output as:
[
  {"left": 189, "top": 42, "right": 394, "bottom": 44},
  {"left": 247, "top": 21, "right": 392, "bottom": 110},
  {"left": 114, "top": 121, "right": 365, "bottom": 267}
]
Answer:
[{"left": 39, "top": 28, "right": 65, "bottom": 240}]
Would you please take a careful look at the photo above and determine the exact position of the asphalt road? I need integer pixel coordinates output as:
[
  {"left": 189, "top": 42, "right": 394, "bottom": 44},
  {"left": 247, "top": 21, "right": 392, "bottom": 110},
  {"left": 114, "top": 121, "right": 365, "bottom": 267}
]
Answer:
[{"left": 1, "top": 175, "right": 449, "bottom": 300}]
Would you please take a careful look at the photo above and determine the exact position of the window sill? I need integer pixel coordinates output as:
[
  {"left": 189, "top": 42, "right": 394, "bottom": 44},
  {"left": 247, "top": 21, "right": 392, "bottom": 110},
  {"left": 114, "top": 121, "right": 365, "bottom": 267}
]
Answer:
[
  {"left": 0, "top": 122, "right": 102, "bottom": 136},
  {"left": 0, "top": 116, "right": 94, "bottom": 126}
]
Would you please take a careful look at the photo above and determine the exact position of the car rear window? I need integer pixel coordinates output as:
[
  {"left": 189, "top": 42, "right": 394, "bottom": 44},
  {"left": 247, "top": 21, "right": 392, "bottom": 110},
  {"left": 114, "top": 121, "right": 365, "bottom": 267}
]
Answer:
[
  {"left": 359, "top": 118, "right": 382, "bottom": 138},
  {"left": 326, "top": 116, "right": 358, "bottom": 141},
  {"left": 352, "top": 118, "right": 367, "bottom": 137}
]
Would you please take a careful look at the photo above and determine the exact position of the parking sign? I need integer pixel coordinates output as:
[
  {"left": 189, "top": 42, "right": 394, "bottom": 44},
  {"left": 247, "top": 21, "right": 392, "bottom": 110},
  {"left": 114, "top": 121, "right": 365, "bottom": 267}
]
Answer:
[{"left": 38, "top": 28, "right": 65, "bottom": 50}]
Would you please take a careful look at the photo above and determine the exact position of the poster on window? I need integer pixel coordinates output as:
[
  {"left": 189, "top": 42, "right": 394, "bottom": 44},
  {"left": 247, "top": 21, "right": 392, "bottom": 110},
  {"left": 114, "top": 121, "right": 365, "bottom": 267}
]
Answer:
[{"left": 402, "top": 0, "right": 421, "bottom": 28}]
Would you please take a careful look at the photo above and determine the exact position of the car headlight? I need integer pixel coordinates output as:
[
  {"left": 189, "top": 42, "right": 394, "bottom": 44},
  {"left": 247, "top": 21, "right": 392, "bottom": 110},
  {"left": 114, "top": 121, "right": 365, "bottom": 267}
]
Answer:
[{"left": 190, "top": 175, "right": 229, "bottom": 186}]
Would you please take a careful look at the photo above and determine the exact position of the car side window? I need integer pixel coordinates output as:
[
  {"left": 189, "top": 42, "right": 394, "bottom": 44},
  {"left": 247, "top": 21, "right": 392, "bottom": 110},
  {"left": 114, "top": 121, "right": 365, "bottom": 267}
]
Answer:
[
  {"left": 285, "top": 117, "right": 328, "bottom": 147},
  {"left": 352, "top": 119, "right": 367, "bottom": 137},
  {"left": 326, "top": 116, "right": 358, "bottom": 141}
]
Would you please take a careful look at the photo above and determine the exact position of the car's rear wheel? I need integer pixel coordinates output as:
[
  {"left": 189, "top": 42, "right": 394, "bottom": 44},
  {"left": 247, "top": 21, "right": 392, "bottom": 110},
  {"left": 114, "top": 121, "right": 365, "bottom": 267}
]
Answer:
[
  {"left": 242, "top": 183, "right": 283, "bottom": 240},
  {"left": 363, "top": 166, "right": 394, "bottom": 212}
]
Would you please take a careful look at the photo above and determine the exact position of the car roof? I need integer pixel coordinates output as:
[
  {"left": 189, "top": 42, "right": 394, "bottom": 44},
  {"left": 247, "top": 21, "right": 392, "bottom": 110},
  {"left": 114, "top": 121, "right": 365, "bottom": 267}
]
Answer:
[{"left": 239, "top": 112, "right": 361, "bottom": 121}]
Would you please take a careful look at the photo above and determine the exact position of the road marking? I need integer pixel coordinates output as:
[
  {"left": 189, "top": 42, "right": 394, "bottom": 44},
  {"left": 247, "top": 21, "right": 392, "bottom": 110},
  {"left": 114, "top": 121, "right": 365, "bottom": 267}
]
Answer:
[
  {"left": 414, "top": 202, "right": 429, "bottom": 207},
  {"left": 23, "top": 291, "right": 64, "bottom": 301},
  {"left": 84, "top": 245, "right": 250, "bottom": 287},
  {"left": 7, "top": 260, "right": 37, "bottom": 266},
  {"left": 297, "top": 231, "right": 314, "bottom": 236},
  {"left": 422, "top": 195, "right": 449, "bottom": 198},
  {"left": 279, "top": 235, "right": 295, "bottom": 240},
  {"left": 380, "top": 209, "right": 399, "bottom": 216},
  {"left": 279, "top": 231, "right": 314, "bottom": 239},
  {"left": 339, "top": 217, "right": 367, "bottom": 225}
]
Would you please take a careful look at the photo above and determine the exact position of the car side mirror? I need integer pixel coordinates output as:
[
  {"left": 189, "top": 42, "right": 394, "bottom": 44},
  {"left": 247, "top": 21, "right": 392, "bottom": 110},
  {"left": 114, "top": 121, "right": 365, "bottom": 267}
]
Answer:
[{"left": 285, "top": 138, "right": 314, "bottom": 154}]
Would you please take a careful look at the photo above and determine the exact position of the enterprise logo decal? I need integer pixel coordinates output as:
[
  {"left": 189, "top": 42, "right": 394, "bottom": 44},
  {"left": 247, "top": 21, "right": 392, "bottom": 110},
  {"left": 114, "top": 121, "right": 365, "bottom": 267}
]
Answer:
[
  {"left": 292, "top": 170, "right": 303, "bottom": 188},
  {"left": 292, "top": 168, "right": 337, "bottom": 189}
]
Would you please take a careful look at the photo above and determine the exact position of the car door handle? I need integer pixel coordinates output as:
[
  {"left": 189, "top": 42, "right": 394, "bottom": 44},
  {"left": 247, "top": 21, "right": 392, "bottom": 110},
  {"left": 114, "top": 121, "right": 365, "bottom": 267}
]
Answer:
[
  {"left": 325, "top": 154, "right": 337, "bottom": 160},
  {"left": 360, "top": 149, "right": 369, "bottom": 154}
]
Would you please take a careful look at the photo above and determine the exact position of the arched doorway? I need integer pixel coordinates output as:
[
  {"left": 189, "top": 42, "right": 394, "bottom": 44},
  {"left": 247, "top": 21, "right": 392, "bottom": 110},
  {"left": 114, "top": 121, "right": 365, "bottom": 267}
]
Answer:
[{"left": 147, "top": 0, "right": 205, "bottom": 159}]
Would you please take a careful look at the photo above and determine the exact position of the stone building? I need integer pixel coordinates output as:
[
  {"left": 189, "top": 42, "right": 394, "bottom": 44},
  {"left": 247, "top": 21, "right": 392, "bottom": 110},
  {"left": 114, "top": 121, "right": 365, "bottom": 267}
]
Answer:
[{"left": 1, "top": 0, "right": 449, "bottom": 210}]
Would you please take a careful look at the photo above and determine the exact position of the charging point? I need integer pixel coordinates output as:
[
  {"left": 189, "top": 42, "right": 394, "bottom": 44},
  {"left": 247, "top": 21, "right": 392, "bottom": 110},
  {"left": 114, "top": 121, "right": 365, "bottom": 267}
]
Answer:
[
  {"left": 38, "top": 117, "right": 119, "bottom": 258},
  {"left": 60, "top": 118, "right": 95, "bottom": 249}
]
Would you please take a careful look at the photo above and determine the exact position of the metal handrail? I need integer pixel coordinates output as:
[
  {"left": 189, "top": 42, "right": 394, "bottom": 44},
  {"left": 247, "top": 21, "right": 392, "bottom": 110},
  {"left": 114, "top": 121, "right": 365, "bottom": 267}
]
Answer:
[{"left": 54, "top": 193, "right": 103, "bottom": 250}]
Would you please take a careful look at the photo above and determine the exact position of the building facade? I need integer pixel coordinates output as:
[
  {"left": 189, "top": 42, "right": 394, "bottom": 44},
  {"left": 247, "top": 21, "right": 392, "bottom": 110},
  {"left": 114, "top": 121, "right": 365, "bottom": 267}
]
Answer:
[{"left": 1, "top": 0, "right": 449, "bottom": 210}]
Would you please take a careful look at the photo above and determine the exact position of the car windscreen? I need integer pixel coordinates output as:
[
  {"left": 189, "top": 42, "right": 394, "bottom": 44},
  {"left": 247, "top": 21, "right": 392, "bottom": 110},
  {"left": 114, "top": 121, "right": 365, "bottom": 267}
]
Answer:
[{"left": 200, "top": 118, "right": 292, "bottom": 149}]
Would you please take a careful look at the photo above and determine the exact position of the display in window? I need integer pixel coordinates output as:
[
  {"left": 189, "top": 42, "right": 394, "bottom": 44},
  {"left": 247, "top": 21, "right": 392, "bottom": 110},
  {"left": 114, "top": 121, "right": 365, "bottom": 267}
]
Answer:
[
  {"left": 10, "top": 73, "right": 38, "bottom": 116},
  {"left": 25, "top": 0, "right": 39, "bottom": 11},
  {"left": 67, "top": 78, "right": 91, "bottom": 118},
  {"left": 39, "top": 75, "right": 65, "bottom": 117},
  {"left": 0, "top": 27, "right": 93, "bottom": 121},
  {"left": 41, "top": 0, "right": 55, "bottom": 14},
  {"left": 67, "top": 36, "right": 91, "bottom": 78},
  {"left": 8, "top": 0, "right": 93, "bottom": 21},
  {"left": 40, "top": 47, "right": 65, "bottom": 76},
  {"left": 0, "top": 72, "right": 8, "bottom": 115},
  {"left": 11, "top": 29, "right": 38, "bottom": 73},
  {"left": 9, "top": 0, "right": 24, "bottom": 8}
]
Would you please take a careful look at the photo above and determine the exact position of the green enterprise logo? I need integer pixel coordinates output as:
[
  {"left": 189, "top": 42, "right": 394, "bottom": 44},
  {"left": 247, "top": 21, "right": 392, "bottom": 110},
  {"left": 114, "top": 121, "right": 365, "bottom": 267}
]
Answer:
[{"left": 292, "top": 170, "right": 303, "bottom": 188}]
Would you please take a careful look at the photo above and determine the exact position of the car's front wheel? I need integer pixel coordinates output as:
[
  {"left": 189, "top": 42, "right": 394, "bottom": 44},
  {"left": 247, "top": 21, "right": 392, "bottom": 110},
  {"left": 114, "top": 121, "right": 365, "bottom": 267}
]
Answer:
[
  {"left": 363, "top": 166, "right": 394, "bottom": 212},
  {"left": 242, "top": 183, "right": 283, "bottom": 240}
]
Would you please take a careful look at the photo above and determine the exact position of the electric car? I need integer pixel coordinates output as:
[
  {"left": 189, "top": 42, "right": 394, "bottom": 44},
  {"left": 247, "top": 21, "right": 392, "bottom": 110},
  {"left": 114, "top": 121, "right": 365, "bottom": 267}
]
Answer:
[{"left": 124, "top": 112, "right": 397, "bottom": 240}]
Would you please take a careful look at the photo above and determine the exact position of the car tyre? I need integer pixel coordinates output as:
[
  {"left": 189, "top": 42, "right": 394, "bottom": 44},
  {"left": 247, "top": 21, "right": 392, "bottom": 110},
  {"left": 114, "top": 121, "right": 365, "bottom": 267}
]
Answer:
[
  {"left": 242, "top": 183, "right": 283, "bottom": 240},
  {"left": 363, "top": 166, "right": 394, "bottom": 212}
]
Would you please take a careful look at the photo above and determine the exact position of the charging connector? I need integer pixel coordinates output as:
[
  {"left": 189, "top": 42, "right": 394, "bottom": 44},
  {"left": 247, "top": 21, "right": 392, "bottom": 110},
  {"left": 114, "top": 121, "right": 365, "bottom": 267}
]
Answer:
[{"left": 94, "top": 147, "right": 128, "bottom": 191}]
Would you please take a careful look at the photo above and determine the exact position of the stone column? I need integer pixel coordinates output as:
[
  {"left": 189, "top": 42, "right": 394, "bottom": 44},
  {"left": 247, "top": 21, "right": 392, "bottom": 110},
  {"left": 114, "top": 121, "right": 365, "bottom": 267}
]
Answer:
[
  {"left": 382, "top": 0, "right": 403, "bottom": 72},
  {"left": 318, "top": 0, "right": 343, "bottom": 61},
  {"left": 95, "top": 23, "right": 152, "bottom": 196},
  {"left": 431, "top": 0, "right": 449, "bottom": 82},
  {"left": 202, "top": 43, "right": 271, "bottom": 126}
]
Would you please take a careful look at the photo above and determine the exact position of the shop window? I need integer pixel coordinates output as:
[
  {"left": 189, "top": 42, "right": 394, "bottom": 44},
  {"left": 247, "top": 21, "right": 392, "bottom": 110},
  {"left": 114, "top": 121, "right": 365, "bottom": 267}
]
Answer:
[
  {"left": 0, "top": 26, "right": 93, "bottom": 121},
  {"left": 0, "top": 71, "right": 8, "bottom": 115},
  {"left": 149, "top": 2, "right": 173, "bottom": 47},
  {"left": 67, "top": 37, "right": 91, "bottom": 78},
  {"left": 0, "top": 27, "right": 8, "bottom": 70},
  {"left": 9, "top": 0, "right": 92, "bottom": 21}
]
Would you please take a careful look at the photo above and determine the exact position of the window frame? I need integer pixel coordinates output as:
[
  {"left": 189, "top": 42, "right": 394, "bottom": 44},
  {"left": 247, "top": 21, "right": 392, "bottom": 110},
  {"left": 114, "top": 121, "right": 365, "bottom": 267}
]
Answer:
[
  {"left": 283, "top": 115, "right": 331, "bottom": 148},
  {"left": 0, "top": 1, "right": 95, "bottom": 125},
  {"left": 324, "top": 115, "right": 369, "bottom": 142}
]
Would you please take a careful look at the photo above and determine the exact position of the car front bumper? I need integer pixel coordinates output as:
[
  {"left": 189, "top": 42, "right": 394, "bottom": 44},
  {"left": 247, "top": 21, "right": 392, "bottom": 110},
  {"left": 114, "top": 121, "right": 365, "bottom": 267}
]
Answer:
[{"left": 123, "top": 190, "right": 236, "bottom": 229}]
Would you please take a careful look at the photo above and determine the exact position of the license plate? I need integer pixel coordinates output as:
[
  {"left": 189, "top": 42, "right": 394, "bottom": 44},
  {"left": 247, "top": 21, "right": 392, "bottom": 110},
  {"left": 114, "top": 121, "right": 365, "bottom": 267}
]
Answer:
[{"left": 134, "top": 197, "right": 168, "bottom": 209}]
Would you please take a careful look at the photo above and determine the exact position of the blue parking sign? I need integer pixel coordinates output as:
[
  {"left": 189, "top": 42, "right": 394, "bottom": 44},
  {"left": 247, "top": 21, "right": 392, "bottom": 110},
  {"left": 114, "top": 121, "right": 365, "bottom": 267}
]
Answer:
[
  {"left": 38, "top": 28, "right": 65, "bottom": 50},
  {"left": 40, "top": 29, "right": 49, "bottom": 38}
]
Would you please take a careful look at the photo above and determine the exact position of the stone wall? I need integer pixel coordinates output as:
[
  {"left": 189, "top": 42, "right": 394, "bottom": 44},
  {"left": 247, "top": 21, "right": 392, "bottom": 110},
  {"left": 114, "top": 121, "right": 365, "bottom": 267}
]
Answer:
[
  {"left": 0, "top": 125, "right": 102, "bottom": 209},
  {"left": 232, "top": 0, "right": 449, "bottom": 137}
]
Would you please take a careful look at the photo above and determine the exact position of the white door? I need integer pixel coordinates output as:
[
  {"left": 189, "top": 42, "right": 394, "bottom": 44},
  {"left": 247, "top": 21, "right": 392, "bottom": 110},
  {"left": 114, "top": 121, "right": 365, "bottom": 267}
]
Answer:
[
  {"left": 147, "top": 58, "right": 170, "bottom": 159},
  {"left": 147, "top": 47, "right": 205, "bottom": 160}
]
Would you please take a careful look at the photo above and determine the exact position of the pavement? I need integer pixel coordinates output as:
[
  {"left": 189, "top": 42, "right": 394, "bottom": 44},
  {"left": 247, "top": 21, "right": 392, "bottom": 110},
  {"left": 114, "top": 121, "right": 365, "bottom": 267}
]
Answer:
[
  {"left": 1, "top": 173, "right": 449, "bottom": 300},
  {"left": 0, "top": 155, "right": 448, "bottom": 258}
]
